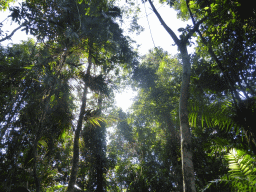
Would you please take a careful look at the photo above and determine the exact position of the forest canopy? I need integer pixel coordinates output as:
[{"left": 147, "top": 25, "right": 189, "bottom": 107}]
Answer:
[{"left": 0, "top": 0, "right": 255, "bottom": 192}]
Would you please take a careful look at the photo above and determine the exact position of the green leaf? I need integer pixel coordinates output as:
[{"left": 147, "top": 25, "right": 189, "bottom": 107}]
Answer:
[
  {"left": 50, "top": 94, "right": 55, "bottom": 103},
  {"left": 23, "top": 64, "right": 34, "bottom": 70},
  {"left": 38, "top": 140, "right": 48, "bottom": 149}
]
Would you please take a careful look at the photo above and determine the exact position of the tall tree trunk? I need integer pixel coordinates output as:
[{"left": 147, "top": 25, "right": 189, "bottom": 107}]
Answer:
[
  {"left": 67, "top": 49, "right": 92, "bottom": 192},
  {"left": 179, "top": 45, "right": 196, "bottom": 192},
  {"left": 165, "top": 114, "right": 182, "bottom": 191},
  {"left": 147, "top": 0, "right": 196, "bottom": 191},
  {"left": 96, "top": 93, "right": 106, "bottom": 192},
  {"left": 33, "top": 139, "right": 40, "bottom": 192},
  {"left": 96, "top": 154, "right": 104, "bottom": 192}
]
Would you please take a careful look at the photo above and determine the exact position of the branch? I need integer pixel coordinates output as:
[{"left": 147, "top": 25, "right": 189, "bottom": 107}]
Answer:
[
  {"left": 186, "top": 0, "right": 242, "bottom": 104},
  {"left": 183, "top": 0, "right": 207, "bottom": 43},
  {"left": 147, "top": 0, "right": 180, "bottom": 45},
  {"left": 0, "top": 24, "right": 24, "bottom": 43},
  {"left": 183, "top": 17, "right": 207, "bottom": 43},
  {"left": 185, "top": 1, "right": 224, "bottom": 80},
  {"left": 198, "top": 30, "right": 241, "bottom": 102},
  {"left": 186, "top": 0, "right": 196, "bottom": 25}
]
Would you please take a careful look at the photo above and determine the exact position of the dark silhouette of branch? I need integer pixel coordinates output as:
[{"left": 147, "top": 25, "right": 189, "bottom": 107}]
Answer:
[{"left": 0, "top": 24, "right": 24, "bottom": 43}]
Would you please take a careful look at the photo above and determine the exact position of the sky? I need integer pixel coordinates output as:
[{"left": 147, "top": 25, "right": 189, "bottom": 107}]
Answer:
[
  {"left": 116, "top": 1, "right": 192, "bottom": 111},
  {"left": 128, "top": 1, "right": 193, "bottom": 55},
  {"left": 0, "top": 0, "right": 192, "bottom": 112}
]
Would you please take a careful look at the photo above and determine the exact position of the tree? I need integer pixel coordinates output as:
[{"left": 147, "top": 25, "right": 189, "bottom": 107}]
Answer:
[
  {"left": 132, "top": 47, "right": 183, "bottom": 190},
  {"left": 107, "top": 48, "right": 184, "bottom": 191},
  {"left": 142, "top": 0, "right": 256, "bottom": 191},
  {"left": 181, "top": 0, "right": 256, "bottom": 154},
  {"left": 143, "top": 1, "right": 206, "bottom": 191},
  {"left": 64, "top": 1, "right": 136, "bottom": 191},
  {"left": 0, "top": 38, "right": 76, "bottom": 192},
  {"left": 180, "top": 1, "right": 256, "bottom": 190},
  {"left": 0, "top": 0, "right": 138, "bottom": 191},
  {"left": 2, "top": 0, "right": 255, "bottom": 191}
]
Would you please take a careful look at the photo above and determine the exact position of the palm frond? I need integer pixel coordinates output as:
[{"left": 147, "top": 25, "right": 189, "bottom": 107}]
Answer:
[
  {"left": 87, "top": 116, "right": 106, "bottom": 127},
  {"left": 189, "top": 99, "right": 237, "bottom": 132},
  {"left": 83, "top": 109, "right": 107, "bottom": 127}
]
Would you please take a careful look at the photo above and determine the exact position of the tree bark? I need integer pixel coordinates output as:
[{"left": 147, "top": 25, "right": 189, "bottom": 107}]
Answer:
[
  {"left": 179, "top": 45, "right": 196, "bottom": 192},
  {"left": 148, "top": 0, "right": 196, "bottom": 191},
  {"left": 33, "top": 139, "right": 40, "bottom": 192},
  {"left": 165, "top": 114, "right": 182, "bottom": 191},
  {"left": 67, "top": 49, "right": 92, "bottom": 192},
  {"left": 96, "top": 93, "right": 106, "bottom": 192}
]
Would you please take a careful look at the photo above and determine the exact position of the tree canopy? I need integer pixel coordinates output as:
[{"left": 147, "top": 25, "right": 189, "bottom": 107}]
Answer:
[{"left": 0, "top": 0, "right": 255, "bottom": 192}]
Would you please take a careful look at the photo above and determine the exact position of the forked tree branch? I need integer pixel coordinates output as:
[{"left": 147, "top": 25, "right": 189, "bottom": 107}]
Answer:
[{"left": 183, "top": 17, "right": 207, "bottom": 43}]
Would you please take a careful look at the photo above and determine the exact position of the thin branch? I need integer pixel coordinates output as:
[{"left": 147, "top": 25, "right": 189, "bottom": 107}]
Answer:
[
  {"left": 185, "top": 0, "right": 241, "bottom": 102},
  {"left": 74, "top": 0, "right": 82, "bottom": 31},
  {"left": 143, "top": 2, "right": 156, "bottom": 48},
  {"left": 1, "top": 16, "right": 9, "bottom": 24},
  {"left": 186, "top": 0, "right": 196, "bottom": 25},
  {"left": 183, "top": 0, "right": 207, "bottom": 42},
  {"left": 147, "top": 0, "right": 180, "bottom": 45},
  {"left": 0, "top": 24, "right": 24, "bottom": 43}
]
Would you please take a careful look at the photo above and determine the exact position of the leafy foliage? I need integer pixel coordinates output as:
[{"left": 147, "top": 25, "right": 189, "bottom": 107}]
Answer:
[{"left": 0, "top": 0, "right": 16, "bottom": 11}]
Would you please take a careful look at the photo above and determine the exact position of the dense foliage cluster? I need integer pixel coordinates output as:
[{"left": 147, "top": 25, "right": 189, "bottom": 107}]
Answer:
[{"left": 0, "top": 0, "right": 255, "bottom": 192}]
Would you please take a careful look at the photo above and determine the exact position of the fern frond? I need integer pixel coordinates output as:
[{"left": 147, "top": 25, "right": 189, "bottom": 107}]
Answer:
[
  {"left": 225, "top": 149, "right": 255, "bottom": 178},
  {"left": 188, "top": 99, "right": 239, "bottom": 133},
  {"left": 202, "top": 148, "right": 256, "bottom": 191}
]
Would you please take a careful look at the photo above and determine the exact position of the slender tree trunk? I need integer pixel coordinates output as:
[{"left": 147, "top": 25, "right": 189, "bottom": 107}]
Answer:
[
  {"left": 33, "top": 139, "right": 40, "bottom": 192},
  {"left": 96, "top": 93, "right": 106, "bottom": 192},
  {"left": 67, "top": 49, "right": 92, "bottom": 192},
  {"left": 96, "top": 154, "right": 104, "bottom": 192},
  {"left": 147, "top": 0, "right": 196, "bottom": 191},
  {"left": 165, "top": 114, "right": 182, "bottom": 191},
  {"left": 179, "top": 45, "right": 196, "bottom": 192}
]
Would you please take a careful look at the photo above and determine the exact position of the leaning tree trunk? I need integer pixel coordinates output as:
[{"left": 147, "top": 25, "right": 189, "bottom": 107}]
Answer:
[{"left": 67, "top": 49, "right": 92, "bottom": 192}]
